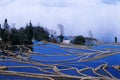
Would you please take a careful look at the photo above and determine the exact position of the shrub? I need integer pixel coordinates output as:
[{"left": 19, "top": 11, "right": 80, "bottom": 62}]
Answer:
[{"left": 73, "top": 35, "right": 85, "bottom": 45}]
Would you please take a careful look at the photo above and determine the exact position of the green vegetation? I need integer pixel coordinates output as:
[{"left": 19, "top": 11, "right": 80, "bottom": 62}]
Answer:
[
  {"left": 33, "top": 26, "right": 49, "bottom": 41},
  {"left": 0, "top": 19, "right": 49, "bottom": 45},
  {"left": 115, "top": 36, "right": 117, "bottom": 43},
  {"left": 73, "top": 35, "right": 85, "bottom": 45},
  {"left": 58, "top": 34, "right": 64, "bottom": 42}
]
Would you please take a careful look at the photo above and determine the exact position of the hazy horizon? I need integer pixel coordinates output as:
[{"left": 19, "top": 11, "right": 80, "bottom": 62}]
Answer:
[{"left": 0, "top": 0, "right": 120, "bottom": 42}]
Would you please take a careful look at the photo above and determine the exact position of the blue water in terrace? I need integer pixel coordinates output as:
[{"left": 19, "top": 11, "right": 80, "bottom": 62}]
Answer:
[
  {"left": 47, "top": 44, "right": 95, "bottom": 53},
  {"left": 65, "top": 62, "right": 104, "bottom": 68},
  {"left": 31, "top": 54, "right": 78, "bottom": 61},
  {"left": 92, "top": 44, "right": 120, "bottom": 51},
  {"left": 33, "top": 45, "right": 70, "bottom": 54},
  {"left": 0, "top": 61, "right": 34, "bottom": 66},
  {"left": 0, "top": 75, "right": 48, "bottom": 80},
  {"left": 46, "top": 43, "right": 62, "bottom": 49},
  {"left": 33, "top": 40, "right": 62, "bottom": 49},
  {"left": 56, "top": 65, "right": 70, "bottom": 69},
  {"left": 96, "top": 68, "right": 111, "bottom": 78},
  {"left": 43, "top": 69, "right": 55, "bottom": 73},
  {"left": 94, "top": 54, "right": 120, "bottom": 66},
  {"left": 82, "top": 53, "right": 98, "bottom": 60},
  {"left": 34, "top": 55, "right": 87, "bottom": 65},
  {"left": 33, "top": 40, "right": 44, "bottom": 45},
  {"left": 65, "top": 64, "right": 87, "bottom": 70},
  {"left": 64, "top": 48, "right": 95, "bottom": 53},
  {"left": 81, "top": 69, "right": 99, "bottom": 77},
  {"left": 31, "top": 41, "right": 120, "bottom": 79},
  {"left": 106, "top": 67, "right": 120, "bottom": 78},
  {"left": 0, "top": 61, "right": 48, "bottom": 68},
  {"left": 60, "top": 69, "right": 82, "bottom": 76},
  {"left": 8, "top": 67, "right": 48, "bottom": 74},
  {"left": 47, "top": 43, "right": 95, "bottom": 54},
  {"left": 33, "top": 41, "right": 95, "bottom": 55}
]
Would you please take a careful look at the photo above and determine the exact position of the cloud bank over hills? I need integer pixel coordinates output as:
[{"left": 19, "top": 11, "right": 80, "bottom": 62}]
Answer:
[{"left": 0, "top": 0, "right": 120, "bottom": 42}]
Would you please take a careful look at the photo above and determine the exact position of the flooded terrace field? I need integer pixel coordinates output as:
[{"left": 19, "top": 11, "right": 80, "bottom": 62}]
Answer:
[{"left": 0, "top": 41, "right": 120, "bottom": 80}]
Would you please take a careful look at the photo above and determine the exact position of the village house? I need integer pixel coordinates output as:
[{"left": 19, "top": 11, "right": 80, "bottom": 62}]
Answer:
[{"left": 62, "top": 36, "right": 75, "bottom": 44}]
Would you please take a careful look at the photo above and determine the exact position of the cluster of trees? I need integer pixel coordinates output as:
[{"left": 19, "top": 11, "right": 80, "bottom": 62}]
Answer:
[
  {"left": 73, "top": 30, "right": 97, "bottom": 46},
  {"left": 73, "top": 35, "right": 85, "bottom": 45},
  {"left": 0, "top": 19, "right": 96, "bottom": 46},
  {"left": 0, "top": 19, "right": 49, "bottom": 45}
]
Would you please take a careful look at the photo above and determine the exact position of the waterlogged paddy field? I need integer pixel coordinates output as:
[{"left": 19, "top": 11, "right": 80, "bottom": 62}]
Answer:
[{"left": 0, "top": 41, "right": 120, "bottom": 80}]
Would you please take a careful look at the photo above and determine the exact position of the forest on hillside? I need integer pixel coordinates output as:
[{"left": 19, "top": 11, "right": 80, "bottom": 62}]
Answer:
[{"left": 0, "top": 19, "right": 49, "bottom": 45}]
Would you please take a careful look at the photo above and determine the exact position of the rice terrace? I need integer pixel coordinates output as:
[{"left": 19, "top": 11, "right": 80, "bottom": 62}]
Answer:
[{"left": 0, "top": 40, "right": 120, "bottom": 80}]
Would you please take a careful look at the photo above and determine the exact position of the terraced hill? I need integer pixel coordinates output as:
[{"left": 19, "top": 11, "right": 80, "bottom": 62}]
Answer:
[{"left": 0, "top": 41, "right": 120, "bottom": 80}]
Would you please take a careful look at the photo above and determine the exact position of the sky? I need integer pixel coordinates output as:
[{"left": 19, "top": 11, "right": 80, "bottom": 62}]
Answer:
[{"left": 0, "top": 0, "right": 120, "bottom": 42}]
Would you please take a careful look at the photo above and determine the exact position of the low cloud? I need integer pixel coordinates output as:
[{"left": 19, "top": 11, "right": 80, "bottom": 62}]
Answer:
[
  {"left": 0, "top": 0, "right": 120, "bottom": 42},
  {"left": 0, "top": 0, "right": 14, "bottom": 6},
  {"left": 102, "top": 0, "right": 120, "bottom": 4}
]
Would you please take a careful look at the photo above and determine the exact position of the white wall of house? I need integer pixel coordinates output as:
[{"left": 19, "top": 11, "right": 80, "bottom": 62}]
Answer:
[{"left": 62, "top": 40, "right": 71, "bottom": 44}]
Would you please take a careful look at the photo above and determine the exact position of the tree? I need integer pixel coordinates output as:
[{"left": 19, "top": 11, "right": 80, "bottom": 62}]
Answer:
[
  {"left": 115, "top": 36, "right": 117, "bottom": 43},
  {"left": 19, "top": 27, "right": 27, "bottom": 44},
  {"left": 26, "top": 21, "right": 34, "bottom": 39},
  {"left": 48, "top": 29, "right": 57, "bottom": 43},
  {"left": 0, "top": 24, "right": 2, "bottom": 37},
  {"left": 4, "top": 19, "right": 10, "bottom": 30},
  {"left": 73, "top": 35, "right": 85, "bottom": 45},
  {"left": 10, "top": 27, "right": 20, "bottom": 45},
  {"left": 0, "top": 19, "right": 50, "bottom": 45},
  {"left": 87, "top": 30, "right": 93, "bottom": 46},
  {"left": 88, "top": 30, "right": 93, "bottom": 38},
  {"left": 57, "top": 24, "right": 64, "bottom": 42},
  {"left": 33, "top": 26, "right": 49, "bottom": 41},
  {"left": 24, "top": 21, "right": 34, "bottom": 44},
  {"left": 1, "top": 19, "right": 11, "bottom": 43},
  {"left": 49, "top": 29, "right": 57, "bottom": 38},
  {"left": 57, "top": 24, "right": 64, "bottom": 35},
  {"left": 58, "top": 35, "right": 64, "bottom": 42}
]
